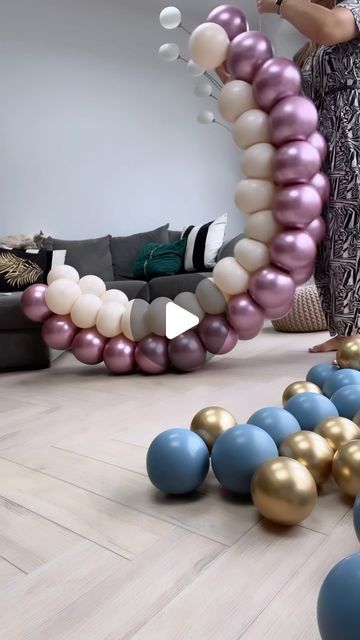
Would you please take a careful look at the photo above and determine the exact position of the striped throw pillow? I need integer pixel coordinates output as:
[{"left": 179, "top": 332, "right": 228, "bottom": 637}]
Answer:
[{"left": 181, "top": 213, "right": 227, "bottom": 272}]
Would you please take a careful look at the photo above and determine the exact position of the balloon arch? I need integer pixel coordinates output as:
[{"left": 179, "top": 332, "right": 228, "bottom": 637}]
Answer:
[{"left": 22, "top": 5, "right": 329, "bottom": 375}]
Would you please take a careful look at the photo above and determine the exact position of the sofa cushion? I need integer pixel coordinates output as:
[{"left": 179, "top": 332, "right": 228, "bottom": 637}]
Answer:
[
  {"left": 133, "top": 239, "right": 186, "bottom": 281},
  {"left": 181, "top": 213, "right": 227, "bottom": 272},
  {"left": 149, "top": 273, "right": 209, "bottom": 301},
  {"left": 0, "top": 330, "right": 49, "bottom": 372},
  {"left": 105, "top": 280, "right": 150, "bottom": 302},
  {"left": 0, "top": 248, "right": 53, "bottom": 292},
  {"left": 0, "top": 292, "right": 42, "bottom": 330},
  {"left": 111, "top": 225, "right": 169, "bottom": 279},
  {"left": 42, "top": 235, "right": 113, "bottom": 280}
]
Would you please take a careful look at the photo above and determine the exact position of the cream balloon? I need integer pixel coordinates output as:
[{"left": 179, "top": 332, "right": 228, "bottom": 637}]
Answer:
[
  {"left": 96, "top": 302, "right": 126, "bottom": 338},
  {"left": 218, "top": 81, "right": 258, "bottom": 123},
  {"left": 235, "top": 179, "right": 276, "bottom": 214},
  {"left": 78, "top": 275, "right": 106, "bottom": 297},
  {"left": 213, "top": 258, "right": 250, "bottom": 296},
  {"left": 234, "top": 238, "right": 270, "bottom": 273},
  {"left": 47, "top": 264, "right": 79, "bottom": 285},
  {"left": 101, "top": 289, "right": 129, "bottom": 305},
  {"left": 70, "top": 294, "right": 103, "bottom": 329},
  {"left": 121, "top": 300, "right": 150, "bottom": 341},
  {"left": 188, "top": 23, "right": 229, "bottom": 70},
  {"left": 241, "top": 143, "right": 276, "bottom": 180},
  {"left": 45, "top": 279, "right": 81, "bottom": 315},
  {"left": 159, "top": 6, "right": 182, "bottom": 29},
  {"left": 244, "top": 210, "right": 281, "bottom": 244},
  {"left": 233, "top": 109, "right": 271, "bottom": 150},
  {"left": 174, "top": 292, "right": 206, "bottom": 323}
]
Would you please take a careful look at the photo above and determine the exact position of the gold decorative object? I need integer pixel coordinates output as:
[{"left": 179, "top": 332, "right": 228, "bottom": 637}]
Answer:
[
  {"left": 251, "top": 457, "right": 317, "bottom": 526},
  {"left": 0, "top": 252, "right": 42, "bottom": 287},
  {"left": 336, "top": 337, "right": 360, "bottom": 371},
  {"left": 282, "top": 381, "right": 322, "bottom": 406},
  {"left": 279, "top": 430, "right": 334, "bottom": 486},
  {"left": 315, "top": 416, "right": 360, "bottom": 452},
  {"left": 332, "top": 440, "right": 360, "bottom": 496},
  {"left": 190, "top": 406, "right": 237, "bottom": 450}
]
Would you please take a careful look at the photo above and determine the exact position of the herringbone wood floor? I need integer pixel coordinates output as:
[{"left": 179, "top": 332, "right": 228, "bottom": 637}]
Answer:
[{"left": 0, "top": 327, "right": 357, "bottom": 639}]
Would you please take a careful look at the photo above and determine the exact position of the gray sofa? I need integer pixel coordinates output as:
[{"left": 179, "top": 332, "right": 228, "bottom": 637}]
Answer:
[{"left": 0, "top": 227, "right": 243, "bottom": 372}]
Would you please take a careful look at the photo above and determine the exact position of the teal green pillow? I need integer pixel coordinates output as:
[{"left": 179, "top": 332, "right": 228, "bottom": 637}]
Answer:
[{"left": 133, "top": 238, "right": 187, "bottom": 280}]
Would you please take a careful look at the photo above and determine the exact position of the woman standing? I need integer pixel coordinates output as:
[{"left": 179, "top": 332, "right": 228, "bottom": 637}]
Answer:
[{"left": 256, "top": 0, "right": 360, "bottom": 352}]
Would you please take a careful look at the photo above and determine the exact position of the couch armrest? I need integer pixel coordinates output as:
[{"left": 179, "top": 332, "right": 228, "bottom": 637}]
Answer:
[{"left": 216, "top": 233, "right": 244, "bottom": 262}]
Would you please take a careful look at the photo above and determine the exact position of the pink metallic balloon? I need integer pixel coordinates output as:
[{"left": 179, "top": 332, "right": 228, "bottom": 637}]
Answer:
[
  {"left": 135, "top": 335, "right": 169, "bottom": 374},
  {"left": 253, "top": 57, "right": 301, "bottom": 112},
  {"left": 198, "top": 314, "right": 238, "bottom": 355},
  {"left": 21, "top": 284, "right": 52, "bottom": 323},
  {"left": 207, "top": 5, "right": 248, "bottom": 40},
  {"left": 273, "top": 184, "right": 322, "bottom": 228},
  {"left": 306, "top": 216, "right": 326, "bottom": 244},
  {"left": 249, "top": 266, "right": 296, "bottom": 310},
  {"left": 309, "top": 172, "right": 331, "bottom": 203},
  {"left": 273, "top": 141, "right": 321, "bottom": 185},
  {"left": 270, "top": 230, "right": 317, "bottom": 272},
  {"left": 269, "top": 96, "right": 318, "bottom": 147},
  {"left": 72, "top": 328, "right": 107, "bottom": 365},
  {"left": 291, "top": 263, "right": 315, "bottom": 285},
  {"left": 227, "top": 293, "right": 265, "bottom": 339},
  {"left": 168, "top": 331, "right": 207, "bottom": 372},
  {"left": 308, "top": 131, "right": 328, "bottom": 163},
  {"left": 227, "top": 31, "right": 273, "bottom": 83},
  {"left": 41, "top": 314, "right": 78, "bottom": 350},
  {"left": 265, "top": 300, "right": 293, "bottom": 320},
  {"left": 104, "top": 336, "right": 136, "bottom": 374}
]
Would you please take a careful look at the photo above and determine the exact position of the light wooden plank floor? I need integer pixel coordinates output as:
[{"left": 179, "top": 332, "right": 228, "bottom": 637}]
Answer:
[{"left": 0, "top": 326, "right": 357, "bottom": 639}]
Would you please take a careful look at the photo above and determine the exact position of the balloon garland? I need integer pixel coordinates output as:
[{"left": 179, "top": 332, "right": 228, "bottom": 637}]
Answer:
[{"left": 21, "top": 5, "right": 330, "bottom": 374}]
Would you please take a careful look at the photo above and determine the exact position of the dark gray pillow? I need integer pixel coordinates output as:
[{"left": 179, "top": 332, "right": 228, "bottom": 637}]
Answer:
[
  {"left": 42, "top": 235, "right": 113, "bottom": 280},
  {"left": 111, "top": 224, "right": 169, "bottom": 279}
]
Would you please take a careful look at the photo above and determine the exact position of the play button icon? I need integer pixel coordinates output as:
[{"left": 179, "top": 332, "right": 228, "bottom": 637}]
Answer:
[{"left": 166, "top": 302, "right": 200, "bottom": 340}]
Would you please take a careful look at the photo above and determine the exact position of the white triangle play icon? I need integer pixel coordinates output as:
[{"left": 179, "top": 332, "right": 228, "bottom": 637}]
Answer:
[{"left": 166, "top": 302, "right": 200, "bottom": 340}]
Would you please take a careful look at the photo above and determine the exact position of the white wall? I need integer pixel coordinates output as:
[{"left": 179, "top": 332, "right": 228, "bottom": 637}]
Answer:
[{"left": 0, "top": 1, "right": 306, "bottom": 240}]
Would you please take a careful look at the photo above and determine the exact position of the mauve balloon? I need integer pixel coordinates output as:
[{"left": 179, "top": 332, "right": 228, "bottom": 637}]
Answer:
[
  {"left": 273, "top": 184, "right": 322, "bottom": 228},
  {"left": 72, "top": 328, "right": 107, "bottom": 365},
  {"left": 249, "top": 266, "right": 296, "bottom": 310},
  {"left": 168, "top": 331, "right": 207, "bottom": 372},
  {"left": 270, "top": 230, "right": 317, "bottom": 272},
  {"left": 269, "top": 96, "right": 318, "bottom": 147},
  {"left": 198, "top": 314, "right": 238, "bottom": 355},
  {"left": 273, "top": 141, "right": 321, "bottom": 185},
  {"left": 227, "top": 31, "right": 273, "bottom": 83},
  {"left": 291, "top": 263, "right": 315, "bottom": 286},
  {"left": 21, "top": 284, "right": 52, "bottom": 323},
  {"left": 227, "top": 293, "right": 265, "bottom": 339},
  {"left": 265, "top": 300, "right": 294, "bottom": 320},
  {"left": 104, "top": 336, "right": 136, "bottom": 374},
  {"left": 207, "top": 5, "right": 248, "bottom": 40},
  {"left": 308, "top": 131, "right": 328, "bottom": 163},
  {"left": 135, "top": 335, "right": 169, "bottom": 374},
  {"left": 253, "top": 57, "right": 301, "bottom": 112},
  {"left": 41, "top": 314, "right": 78, "bottom": 350},
  {"left": 310, "top": 172, "right": 331, "bottom": 203},
  {"left": 306, "top": 217, "right": 327, "bottom": 244}
]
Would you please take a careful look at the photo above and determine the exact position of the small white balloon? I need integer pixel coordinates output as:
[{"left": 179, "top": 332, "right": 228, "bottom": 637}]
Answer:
[
  {"left": 78, "top": 275, "right": 106, "bottom": 297},
  {"left": 197, "top": 110, "right": 215, "bottom": 125},
  {"left": 45, "top": 279, "right": 81, "bottom": 315},
  {"left": 96, "top": 302, "right": 126, "bottom": 338},
  {"left": 194, "top": 79, "right": 212, "bottom": 98},
  {"left": 234, "top": 238, "right": 270, "bottom": 273},
  {"left": 188, "top": 23, "right": 229, "bottom": 70},
  {"left": 71, "top": 294, "right": 103, "bottom": 329},
  {"left": 101, "top": 289, "right": 129, "bottom": 305},
  {"left": 47, "top": 264, "right": 79, "bottom": 285},
  {"left": 235, "top": 179, "right": 276, "bottom": 214},
  {"left": 244, "top": 210, "right": 282, "bottom": 244},
  {"left": 187, "top": 60, "right": 205, "bottom": 77},
  {"left": 233, "top": 109, "right": 271, "bottom": 150},
  {"left": 159, "top": 43, "right": 180, "bottom": 62},
  {"left": 241, "top": 143, "right": 276, "bottom": 180},
  {"left": 213, "top": 257, "right": 250, "bottom": 296},
  {"left": 218, "top": 81, "right": 258, "bottom": 123},
  {"left": 159, "top": 6, "right": 182, "bottom": 30}
]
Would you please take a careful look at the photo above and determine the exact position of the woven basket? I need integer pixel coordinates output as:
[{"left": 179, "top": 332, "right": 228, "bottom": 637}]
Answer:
[{"left": 272, "top": 284, "right": 327, "bottom": 333}]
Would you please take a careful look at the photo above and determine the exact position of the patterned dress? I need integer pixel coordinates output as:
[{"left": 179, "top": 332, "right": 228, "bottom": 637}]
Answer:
[{"left": 301, "top": 0, "right": 360, "bottom": 336}]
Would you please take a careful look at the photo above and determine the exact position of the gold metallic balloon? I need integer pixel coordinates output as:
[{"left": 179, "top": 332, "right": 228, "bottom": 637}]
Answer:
[
  {"left": 279, "top": 430, "right": 334, "bottom": 486},
  {"left": 282, "top": 381, "right": 322, "bottom": 406},
  {"left": 190, "top": 406, "right": 237, "bottom": 450},
  {"left": 336, "top": 337, "right": 360, "bottom": 370},
  {"left": 315, "top": 416, "right": 360, "bottom": 452},
  {"left": 352, "top": 410, "right": 360, "bottom": 428},
  {"left": 332, "top": 440, "right": 360, "bottom": 496},
  {"left": 251, "top": 457, "right": 317, "bottom": 526}
]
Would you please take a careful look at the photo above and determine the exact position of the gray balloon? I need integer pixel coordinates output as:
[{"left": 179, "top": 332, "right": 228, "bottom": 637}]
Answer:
[
  {"left": 195, "top": 278, "right": 228, "bottom": 315},
  {"left": 148, "top": 297, "right": 171, "bottom": 336},
  {"left": 174, "top": 292, "right": 205, "bottom": 322}
]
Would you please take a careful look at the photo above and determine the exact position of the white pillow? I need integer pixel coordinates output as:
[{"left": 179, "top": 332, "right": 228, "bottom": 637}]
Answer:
[{"left": 181, "top": 213, "right": 227, "bottom": 272}]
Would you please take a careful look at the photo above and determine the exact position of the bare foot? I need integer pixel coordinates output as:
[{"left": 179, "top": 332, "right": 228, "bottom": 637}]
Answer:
[{"left": 309, "top": 336, "right": 346, "bottom": 353}]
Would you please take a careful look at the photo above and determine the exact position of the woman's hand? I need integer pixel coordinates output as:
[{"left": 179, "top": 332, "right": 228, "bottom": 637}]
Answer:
[{"left": 256, "top": 0, "right": 279, "bottom": 14}]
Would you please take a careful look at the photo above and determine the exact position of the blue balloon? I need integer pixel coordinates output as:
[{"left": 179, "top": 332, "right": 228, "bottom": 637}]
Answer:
[
  {"left": 353, "top": 495, "right": 360, "bottom": 542},
  {"left": 331, "top": 385, "right": 360, "bottom": 419},
  {"left": 247, "top": 407, "right": 300, "bottom": 447},
  {"left": 146, "top": 428, "right": 209, "bottom": 495},
  {"left": 211, "top": 424, "right": 278, "bottom": 495},
  {"left": 317, "top": 553, "right": 360, "bottom": 640},
  {"left": 307, "top": 363, "right": 338, "bottom": 389},
  {"left": 323, "top": 369, "right": 360, "bottom": 398},
  {"left": 286, "top": 392, "right": 338, "bottom": 430}
]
